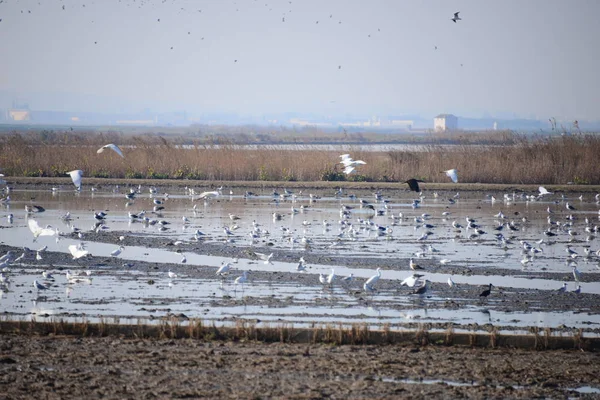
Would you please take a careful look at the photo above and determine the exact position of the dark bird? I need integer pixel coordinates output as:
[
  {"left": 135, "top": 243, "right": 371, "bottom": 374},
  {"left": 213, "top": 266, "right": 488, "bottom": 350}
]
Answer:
[
  {"left": 479, "top": 283, "right": 493, "bottom": 297},
  {"left": 405, "top": 179, "right": 425, "bottom": 193},
  {"left": 451, "top": 11, "right": 461, "bottom": 23}
]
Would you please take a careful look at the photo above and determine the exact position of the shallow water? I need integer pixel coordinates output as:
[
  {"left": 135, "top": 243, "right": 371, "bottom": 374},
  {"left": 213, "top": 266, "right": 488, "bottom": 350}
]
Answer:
[{"left": 1, "top": 184, "right": 599, "bottom": 332}]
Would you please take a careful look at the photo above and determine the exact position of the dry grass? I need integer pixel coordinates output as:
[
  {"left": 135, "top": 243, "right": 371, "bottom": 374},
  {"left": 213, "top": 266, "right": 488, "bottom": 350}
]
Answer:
[{"left": 1, "top": 130, "right": 599, "bottom": 184}]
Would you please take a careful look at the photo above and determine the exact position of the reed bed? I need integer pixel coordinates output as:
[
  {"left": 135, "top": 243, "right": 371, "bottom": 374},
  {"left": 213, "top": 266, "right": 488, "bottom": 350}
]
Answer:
[
  {"left": 1, "top": 131, "right": 599, "bottom": 184},
  {"left": 0, "top": 318, "right": 597, "bottom": 350}
]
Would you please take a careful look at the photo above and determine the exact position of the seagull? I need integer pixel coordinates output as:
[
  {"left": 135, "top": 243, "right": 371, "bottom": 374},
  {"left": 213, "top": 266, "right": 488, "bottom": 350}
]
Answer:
[
  {"left": 364, "top": 268, "right": 381, "bottom": 291},
  {"left": 443, "top": 169, "right": 459, "bottom": 183},
  {"left": 413, "top": 279, "right": 430, "bottom": 296},
  {"left": 319, "top": 273, "right": 327, "bottom": 285},
  {"left": 400, "top": 273, "right": 424, "bottom": 288},
  {"left": 405, "top": 179, "right": 425, "bottom": 193},
  {"left": 67, "top": 170, "right": 83, "bottom": 191},
  {"left": 33, "top": 279, "right": 49, "bottom": 291},
  {"left": 573, "top": 285, "right": 581, "bottom": 294},
  {"left": 566, "top": 202, "right": 576, "bottom": 211},
  {"left": 110, "top": 246, "right": 124, "bottom": 257},
  {"left": 341, "top": 273, "right": 354, "bottom": 283},
  {"left": 557, "top": 282, "right": 567, "bottom": 292},
  {"left": 409, "top": 258, "right": 424, "bottom": 271},
  {"left": 168, "top": 270, "right": 178, "bottom": 279},
  {"left": 97, "top": 144, "right": 124, "bottom": 158},
  {"left": 451, "top": 11, "right": 461, "bottom": 23}
]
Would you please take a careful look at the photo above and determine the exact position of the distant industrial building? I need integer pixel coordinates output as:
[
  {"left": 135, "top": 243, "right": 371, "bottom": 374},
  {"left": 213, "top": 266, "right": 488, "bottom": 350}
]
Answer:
[{"left": 434, "top": 114, "right": 458, "bottom": 131}]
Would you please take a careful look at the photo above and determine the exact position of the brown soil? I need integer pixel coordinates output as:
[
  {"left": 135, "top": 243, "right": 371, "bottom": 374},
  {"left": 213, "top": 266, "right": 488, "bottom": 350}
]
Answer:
[{"left": 1, "top": 334, "right": 599, "bottom": 399}]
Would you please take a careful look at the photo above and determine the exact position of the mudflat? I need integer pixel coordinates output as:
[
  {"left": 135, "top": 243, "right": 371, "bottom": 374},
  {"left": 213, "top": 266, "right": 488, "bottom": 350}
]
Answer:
[{"left": 1, "top": 333, "right": 599, "bottom": 399}]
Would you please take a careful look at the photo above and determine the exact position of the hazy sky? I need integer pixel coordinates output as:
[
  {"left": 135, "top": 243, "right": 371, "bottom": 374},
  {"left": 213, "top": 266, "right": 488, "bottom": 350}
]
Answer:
[{"left": 0, "top": 0, "right": 599, "bottom": 120}]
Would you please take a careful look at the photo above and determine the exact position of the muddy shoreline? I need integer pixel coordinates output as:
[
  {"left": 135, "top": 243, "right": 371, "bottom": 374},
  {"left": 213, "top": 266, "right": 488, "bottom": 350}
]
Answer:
[{"left": 1, "top": 333, "right": 599, "bottom": 399}]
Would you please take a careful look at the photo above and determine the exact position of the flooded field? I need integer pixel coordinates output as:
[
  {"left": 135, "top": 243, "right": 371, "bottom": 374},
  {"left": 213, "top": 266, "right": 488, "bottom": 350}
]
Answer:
[{"left": 1, "top": 182, "right": 599, "bottom": 336}]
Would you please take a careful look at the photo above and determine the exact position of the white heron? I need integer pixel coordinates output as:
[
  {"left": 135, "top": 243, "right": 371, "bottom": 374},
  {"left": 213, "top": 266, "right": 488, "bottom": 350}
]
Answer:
[
  {"left": 326, "top": 269, "right": 336, "bottom": 285},
  {"left": 67, "top": 170, "right": 83, "bottom": 191},
  {"left": 538, "top": 186, "right": 552, "bottom": 196},
  {"left": 234, "top": 271, "right": 248, "bottom": 288},
  {"left": 97, "top": 144, "right": 124, "bottom": 158},
  {"left": 447, "top": 276, "right": 456, "bottom": 288},
  {"left": 444, "top": 169, "right": 459, "bottom": 183},
  {"left": 364, "top": 268, "right": 382, "bottom": 291},
  {"left": 216, "top": 262, "right": 231, "bottom": 276}
]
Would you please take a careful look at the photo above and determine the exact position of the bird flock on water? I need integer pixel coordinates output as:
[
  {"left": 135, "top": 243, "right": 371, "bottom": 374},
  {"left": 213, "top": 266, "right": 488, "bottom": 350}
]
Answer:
[{"left": 1, "top": 145, "right": 598, "bottom": 308}]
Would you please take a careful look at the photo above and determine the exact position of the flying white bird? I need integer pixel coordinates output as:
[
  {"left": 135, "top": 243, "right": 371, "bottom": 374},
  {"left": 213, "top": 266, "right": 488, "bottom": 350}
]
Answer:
[
  {"left": 339, "top": 154, "right": 366, "bottom": 175},
  {"left": 255, "top": 252, "right": 274, "bottom": 264},
  {"left": 68, "top": 244, "right": 89, "bottom": 259},
  {"left": 28, "top": 219, "right": 57, "bottom": 239},
  {"left": 444, "top": 169, "right": 459, "bottom": 183},
  {"left": 67, "top": 170, "right": 83, "bottom": 191},
  {"left": 97, "top": 144, "right": 125, "bottom": 158}
]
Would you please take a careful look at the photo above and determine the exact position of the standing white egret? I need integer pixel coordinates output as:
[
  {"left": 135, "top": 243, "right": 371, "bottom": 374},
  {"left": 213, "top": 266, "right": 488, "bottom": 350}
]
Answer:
[
  {"left": 443, "top": 169, "right": 459, "bottom": 183},
  {"left": 326, "top": 269, "right": 336, "bottom": 286},
  {"left": 97, "top": 144, "right": 125, "bottom": 158},
  {"left": 234, "top": 271, "right": 248, "bottom": 287},
  {"left": 364, "top": 268, "right": 381, "bottom": 291},
  {"left": 67, "top": 170, "right": 83, "bottom": 191},
  {"left": 216, "top": 262, "right": 231, "bottom": 276},
  {"left": 447, "top": 276, "right": 456, "bottom": 288}
]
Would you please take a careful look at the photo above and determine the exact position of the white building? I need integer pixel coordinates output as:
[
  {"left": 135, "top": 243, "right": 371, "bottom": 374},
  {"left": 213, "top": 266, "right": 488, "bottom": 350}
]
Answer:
[{"left": 434, "top": 114, "right": 458, "bottom": 131}]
